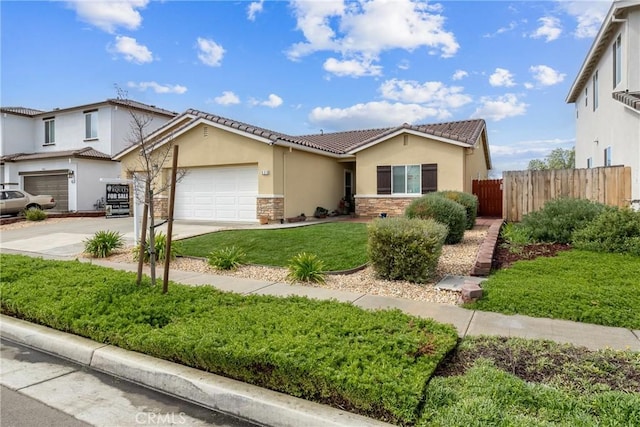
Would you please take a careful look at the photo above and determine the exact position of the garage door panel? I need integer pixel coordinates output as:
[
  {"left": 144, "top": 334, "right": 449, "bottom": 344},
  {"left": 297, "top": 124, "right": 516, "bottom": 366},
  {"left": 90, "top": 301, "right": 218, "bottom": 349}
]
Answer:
[
  {"left": 23, "top": 174, "right": 68, "bottom": 212},
  {"left": 175, "top": 166, "right": 257, "bottom": 221}
]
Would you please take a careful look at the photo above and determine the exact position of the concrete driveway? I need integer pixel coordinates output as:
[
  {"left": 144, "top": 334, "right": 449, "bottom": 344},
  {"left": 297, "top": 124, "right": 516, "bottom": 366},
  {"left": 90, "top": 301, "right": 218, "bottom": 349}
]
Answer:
[{"left": 0, "top": 217, "right": 239, "bottom": 258}]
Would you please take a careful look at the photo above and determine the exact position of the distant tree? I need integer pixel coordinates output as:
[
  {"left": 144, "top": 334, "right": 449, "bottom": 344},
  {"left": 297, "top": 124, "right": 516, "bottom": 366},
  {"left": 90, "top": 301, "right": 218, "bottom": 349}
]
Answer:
[{"left": 528, "top": 148, "right": 575, "bottom": 170}]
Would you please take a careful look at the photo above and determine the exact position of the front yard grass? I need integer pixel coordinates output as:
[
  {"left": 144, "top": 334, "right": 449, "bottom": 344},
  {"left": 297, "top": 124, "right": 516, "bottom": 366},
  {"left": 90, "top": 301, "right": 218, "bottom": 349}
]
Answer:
[
  {"left": 2, "top": 254, "right": 640, "bottom": 426},
  {"left": 0, "top": 253, "right": 456, "bottom": 425},
  {"left": 466, "top": 250, "right": 640, "bottom": 329},
  {"left": 179, "top": 222, "right": 368, "bottom": 271}
]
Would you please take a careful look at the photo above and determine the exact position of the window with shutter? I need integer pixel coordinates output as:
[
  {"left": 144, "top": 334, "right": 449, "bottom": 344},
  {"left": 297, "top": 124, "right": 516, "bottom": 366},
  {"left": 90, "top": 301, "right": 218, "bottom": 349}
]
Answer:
[
  {"left": 421, "top": 164, "right": 437, "bottom": 194},
  {"left": 377, "top": 165, "right": 391, "bottom": 194}
]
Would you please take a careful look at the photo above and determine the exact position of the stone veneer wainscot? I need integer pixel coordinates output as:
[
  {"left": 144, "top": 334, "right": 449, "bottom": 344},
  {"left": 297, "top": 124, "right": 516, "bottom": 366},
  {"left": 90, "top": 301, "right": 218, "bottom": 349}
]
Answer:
[{"left": 355, "top": 196, "right": 418, "bottom": 218}]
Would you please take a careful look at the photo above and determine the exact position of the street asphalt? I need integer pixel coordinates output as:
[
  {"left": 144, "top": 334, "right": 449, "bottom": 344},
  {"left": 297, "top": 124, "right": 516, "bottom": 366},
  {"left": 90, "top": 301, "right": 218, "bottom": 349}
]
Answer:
[{"left": 1, "top": 216, "right": 639, "bottom": 426}]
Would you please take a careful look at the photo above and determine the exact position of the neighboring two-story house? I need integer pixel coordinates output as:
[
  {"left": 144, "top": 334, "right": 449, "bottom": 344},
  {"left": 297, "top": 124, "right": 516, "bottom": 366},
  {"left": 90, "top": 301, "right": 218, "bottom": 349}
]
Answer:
[
  {"left": 566, "top": 0, "right": 640, "bottom": 207},
  {"left": 0, "top": 99, "right": 176, "bottom": 211}
]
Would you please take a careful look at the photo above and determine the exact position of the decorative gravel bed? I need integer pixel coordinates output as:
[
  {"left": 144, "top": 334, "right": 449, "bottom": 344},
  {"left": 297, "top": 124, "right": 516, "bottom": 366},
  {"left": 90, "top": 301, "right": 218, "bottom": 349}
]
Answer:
[{"left": 108, "top": 227, "right": 488, "bottom": 305}]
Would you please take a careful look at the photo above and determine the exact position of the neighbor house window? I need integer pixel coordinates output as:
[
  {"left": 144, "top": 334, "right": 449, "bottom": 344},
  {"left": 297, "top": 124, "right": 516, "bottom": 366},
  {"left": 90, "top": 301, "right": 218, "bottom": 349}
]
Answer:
[
  {"left": 377, "top": 164, "right": 437, "bottom": 195},
  {"left": 587, "top": 157, "right": 592, "bottom": 168},
  {"left": 592, "top": 71, "right": 599, "bottom": 111},
  {"left": 604, "top": 146, "right": 612, "bottom": 166},
  {"left": 84, "top": 110, "right": 98, "bottom": 139},
  {"left": 613, "top": 35, "right": 622, "bottom": 88},
  {"left": 43, "top": 117, "right": 55, "bottom": 145}
]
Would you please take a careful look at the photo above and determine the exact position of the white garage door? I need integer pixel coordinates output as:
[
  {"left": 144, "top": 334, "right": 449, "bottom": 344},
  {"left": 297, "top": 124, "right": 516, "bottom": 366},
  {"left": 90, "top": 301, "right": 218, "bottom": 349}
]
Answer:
[{"left": 175, "top": 166, "right": 258, "bottom": 221}]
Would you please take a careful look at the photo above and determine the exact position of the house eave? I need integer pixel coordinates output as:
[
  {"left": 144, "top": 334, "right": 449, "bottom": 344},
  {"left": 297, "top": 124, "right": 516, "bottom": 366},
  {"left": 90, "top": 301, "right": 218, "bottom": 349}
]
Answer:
[{"left": 347, "top": 128, "right": 474, "bottom": 155}]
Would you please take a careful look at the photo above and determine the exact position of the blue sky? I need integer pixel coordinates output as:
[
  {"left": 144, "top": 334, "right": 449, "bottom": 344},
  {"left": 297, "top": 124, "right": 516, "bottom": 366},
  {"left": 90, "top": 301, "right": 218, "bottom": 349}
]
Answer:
[{"left": 1, "top": 0, "right": 613, "bottom": 175}]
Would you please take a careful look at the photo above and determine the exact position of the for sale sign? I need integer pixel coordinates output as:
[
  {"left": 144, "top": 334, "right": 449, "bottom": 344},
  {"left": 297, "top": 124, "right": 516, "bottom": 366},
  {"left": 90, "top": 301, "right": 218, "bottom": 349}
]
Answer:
[{"left": 105, "top": 184, "right": 130, "bottom": 218}]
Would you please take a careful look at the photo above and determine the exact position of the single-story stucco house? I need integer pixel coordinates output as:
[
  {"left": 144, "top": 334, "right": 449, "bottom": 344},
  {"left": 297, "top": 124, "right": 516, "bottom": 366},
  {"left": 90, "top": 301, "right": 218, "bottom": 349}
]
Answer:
[{"left": 114, "top": 109, "right": 491, "bottom": 222}]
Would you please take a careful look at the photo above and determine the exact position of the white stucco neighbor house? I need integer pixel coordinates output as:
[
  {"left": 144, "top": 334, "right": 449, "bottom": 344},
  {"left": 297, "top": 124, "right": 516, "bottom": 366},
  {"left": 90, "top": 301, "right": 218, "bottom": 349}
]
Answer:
[
  {"left": 0, "top": 99, "right": 176, "bottom": 212},
  {"left": 566, "top": 0, "right": 640, "bottom": 207}
]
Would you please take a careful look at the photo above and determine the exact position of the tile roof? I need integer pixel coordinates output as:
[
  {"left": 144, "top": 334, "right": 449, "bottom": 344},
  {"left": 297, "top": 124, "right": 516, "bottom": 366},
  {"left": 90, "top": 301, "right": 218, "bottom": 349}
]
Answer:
[
  {"left": 0, "top": 107, "right": 45, "bottom": 117},
  {"left": 613, "top": 91, "right": 640, "bottom": 111},
  {"left": 1, "top": 147, "right": 112, "bottom": 162},
  {"left": 185, "top": 109, "right": 289, "bottom": 142}
]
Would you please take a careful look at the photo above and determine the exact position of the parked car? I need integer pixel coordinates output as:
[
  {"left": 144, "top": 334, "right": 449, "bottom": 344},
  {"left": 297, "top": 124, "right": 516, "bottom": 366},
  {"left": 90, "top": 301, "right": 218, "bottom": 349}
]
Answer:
[{"left": 0, "top": 190, "right": 56, "bottom": 215}]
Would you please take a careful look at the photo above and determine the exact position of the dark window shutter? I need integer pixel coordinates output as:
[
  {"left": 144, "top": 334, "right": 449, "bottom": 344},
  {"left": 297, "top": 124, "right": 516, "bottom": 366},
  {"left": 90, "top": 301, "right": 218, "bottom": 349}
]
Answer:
[
  {"left": 421, "top": 163, "right": 437, "bottom": 194},
  {"left": 377, "top": 165, "right": 391, "bottom": 195}
]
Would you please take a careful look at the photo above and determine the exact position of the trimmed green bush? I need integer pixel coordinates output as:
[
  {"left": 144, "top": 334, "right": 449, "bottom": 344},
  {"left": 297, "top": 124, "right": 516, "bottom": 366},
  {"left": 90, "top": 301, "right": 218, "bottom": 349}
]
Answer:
[
  {"left": 436, "top": 191, "right": 478, "bottom": 229},
  {"left": 133, "top": 231, "right": 182, "bottom": 263},
  {"left": 23, "top": 208, "right": 47, "bottom": 221},
  {"left": 573, "top": 207, "right": 640, "bottom": 255},
  {"left": 207, "top": 246, "right": 247, "bottom": 270},
  {"left": 84, "top": 230, "right": 124, "bottom": 258},
  {"left": 368, "top": 217, "right": 447, "bottom": 283},
  {"left": 286, "top": 252, "right": 326, "bottom": 284},
  {"left": 0, "top": 253, "right": 458, "bottom": 425},
  {"left": 518, "top": 198, "right": 608, "bottom": 244},
  {"left": 405, "top": 194, "right": 466, "bottom": 244}
]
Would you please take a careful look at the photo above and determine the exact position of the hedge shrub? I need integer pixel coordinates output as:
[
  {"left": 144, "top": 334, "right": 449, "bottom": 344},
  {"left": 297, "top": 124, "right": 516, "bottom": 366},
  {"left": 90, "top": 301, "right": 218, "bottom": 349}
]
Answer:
[
  {"left": 436, "top": 191, "right": 478, "bottom": 229},
  {"left": 518, "top": 198, "right": 608, "bottom": 244},
  {"left": 0, "top": 254, "right": 458, "bottom": 425},
  {"left": 405, "top": 194, "right": 466, "bottom": 244},
  {"left": 572, "top": 207, "right": 640, "bottom": 255},
  {"left": 368, "top": 217, "right": 447, "bottom": 283}
]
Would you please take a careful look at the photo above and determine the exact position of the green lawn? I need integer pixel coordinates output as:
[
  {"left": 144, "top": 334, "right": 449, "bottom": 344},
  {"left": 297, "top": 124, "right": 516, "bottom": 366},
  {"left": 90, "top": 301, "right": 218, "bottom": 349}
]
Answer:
[
  {"left": 179, "top": 222, "right": 368, "bottom": 271},
  {"left": 466, "top": 250, "right": 640, "bottom": 329}
]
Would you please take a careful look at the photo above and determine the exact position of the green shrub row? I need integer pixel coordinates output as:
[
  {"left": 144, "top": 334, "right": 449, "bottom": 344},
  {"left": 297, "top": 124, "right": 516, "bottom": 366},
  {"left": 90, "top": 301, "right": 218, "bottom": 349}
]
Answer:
[
  {"left": 436, "top": 190, "right": 478, "bottom": 230},
  {"left": 405, "top": 194, "right": 466, "bottom": 244},
  {"left": 0, "top": 254, "right": 458, "bottom": 425},
  {"left": 368, "top": 217, "right": 447, "bottom": 283},
  {"left": 501, "top": 198, "right": 640, "bottom": 255}
]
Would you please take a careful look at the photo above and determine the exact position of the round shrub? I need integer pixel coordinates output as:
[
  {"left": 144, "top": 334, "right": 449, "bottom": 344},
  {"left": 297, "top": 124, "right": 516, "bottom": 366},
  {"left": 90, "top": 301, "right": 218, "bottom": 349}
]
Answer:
[
  {"left": 519, "top": 198, "right": 608, "bottom": 244},
  {"left": 405, "top": 194, "right": 466, "bottom": 244},
  {"left": 24, "top": 208, "right": 47, "bottom": 221},
  {"left": 436, "top": 191, "right": 478, "bottom": 229},
  {"left": 367, "top": 217, "right": 447, "bottom": 283},
  {"left": 572, "top": 207, "right": 640, "bottom": 255}
]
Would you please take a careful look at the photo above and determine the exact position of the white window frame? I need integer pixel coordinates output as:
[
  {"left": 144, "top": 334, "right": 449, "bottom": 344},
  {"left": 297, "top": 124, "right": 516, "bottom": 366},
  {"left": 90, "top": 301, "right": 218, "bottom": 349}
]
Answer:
[
  {"left": 84, "top": 111, "right": 98, "bottom": 140},
  {"left": 613, "top": 34, "right": 622, "bottom": 88},
  {"left": 391, "top": 164, "right": 421, "bottom": 195},
  {"left": 604, "top": 146, "right": 612, "bottom": 166},
  {"left": 592, "top": 71, "right": 599, "bottom": 111},
  {"left": 44, "top": 118, "right": 55, "bottom": 145}
]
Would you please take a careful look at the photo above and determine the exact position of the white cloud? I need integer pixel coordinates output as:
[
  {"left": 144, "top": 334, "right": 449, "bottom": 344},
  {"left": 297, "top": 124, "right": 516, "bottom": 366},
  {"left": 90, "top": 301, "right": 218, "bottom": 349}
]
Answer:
[
  {"left": 558, "top": 1, "right": 609, "bottom": 39},
  {"left": 309, "top": 101, "right": 447, "bottom": 131},
  {"left": 110, "top": 36, "right": 153, "bottom": 64},
  {"left": 251, "top": 94, "right": 283, "bottom": 108},
  {"left": 380, "top": 79, "right": 472, "bottom": 109},
  {"left": 247, "top": 0, "right": 264, "bottom": 21},
  {"left": 529, "top": 65, "right": 566, "bottom": 87},
  {"left": 472, "top": 93, "right": 527, "bottom": 121},
  {"left": 489, "top": 68, "right": 516, "bottom": 87},
  {"left": 531, "top": 16, "right": 562, "bottom": 42},
  {"left": 213, "top": 91, "right": 240, "bottom": 105},
  {"left": 287, "top": 0, "right": 459, "bottom": 76},
  {"left": 196, "top": 37, "right": 225, "bottom": 67},
  {"left": 323, "top": 57, "right": 382, "bottom": 77},
  {"left": 127, "top": 81, "right": 187, "bottom": 94},
  {"left": 452, "top": 69, "right": 468, "bottom": 80},
  {"left": 67, "top": 0, "right": 148, "bottom": 33},
  {"left": 483, "top": 21, "right": 517, "bottom": 38}
]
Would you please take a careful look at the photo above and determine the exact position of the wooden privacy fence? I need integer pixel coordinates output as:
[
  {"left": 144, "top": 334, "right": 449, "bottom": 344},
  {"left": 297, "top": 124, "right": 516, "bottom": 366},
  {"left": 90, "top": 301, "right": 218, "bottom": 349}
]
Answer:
[
  {"left": 502, "top": 166, "right": 632, "bottom": 222},
  {"left": 472, "top": 179, "right": 503, "bottom": 217}
]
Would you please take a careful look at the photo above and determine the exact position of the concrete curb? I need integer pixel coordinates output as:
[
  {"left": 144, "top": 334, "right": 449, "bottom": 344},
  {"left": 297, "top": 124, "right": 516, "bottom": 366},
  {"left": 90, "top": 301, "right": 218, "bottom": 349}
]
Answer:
[{"left": 0, "top": 315, "right": 392, "bottom": 427}]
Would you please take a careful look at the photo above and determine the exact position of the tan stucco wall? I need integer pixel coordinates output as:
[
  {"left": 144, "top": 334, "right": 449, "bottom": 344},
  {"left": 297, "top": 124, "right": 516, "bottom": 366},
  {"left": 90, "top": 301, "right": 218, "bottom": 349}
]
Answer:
[
  {"left": 277, "top": 146, "right": 351, "bottom": 218},
  {"left": 463, "top": 136, "right": 490, "bottom": 192},
  {"left": 355, "top": 133, "right": 465, "bottom": 195}
]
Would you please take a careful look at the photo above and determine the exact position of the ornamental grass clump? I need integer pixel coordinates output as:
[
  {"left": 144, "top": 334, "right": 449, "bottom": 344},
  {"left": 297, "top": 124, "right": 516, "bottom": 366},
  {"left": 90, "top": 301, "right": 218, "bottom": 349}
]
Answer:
[
  {"left": 23, "top": 208, "right": 47, "bottom": 221},
  {"left": 207, "top": 246, "right": 247, "bottom": 270},
  {"left": 368, "top": 217, "right": 447, "bottom": 283},
  {"left": 84, "top": 230, "right": 124, "bottom": 258},
  {"left": 436, "top": 190, "right": 478, "bottom": 229},
  {"left": 286, "top": 252, "right": 326, "bottom": 284},
  {"left": 405, "top": 194, "right": 466, "bottom": 244},
  {"left": 133, "top": 231, "right": 182, "bottom": 263}
]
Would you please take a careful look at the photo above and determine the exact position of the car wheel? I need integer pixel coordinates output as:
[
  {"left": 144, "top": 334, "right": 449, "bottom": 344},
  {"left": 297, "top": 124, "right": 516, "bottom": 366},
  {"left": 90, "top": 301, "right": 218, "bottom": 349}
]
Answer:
[{"left": 27, "top": 204, "right": 42, "bottom": 211}]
